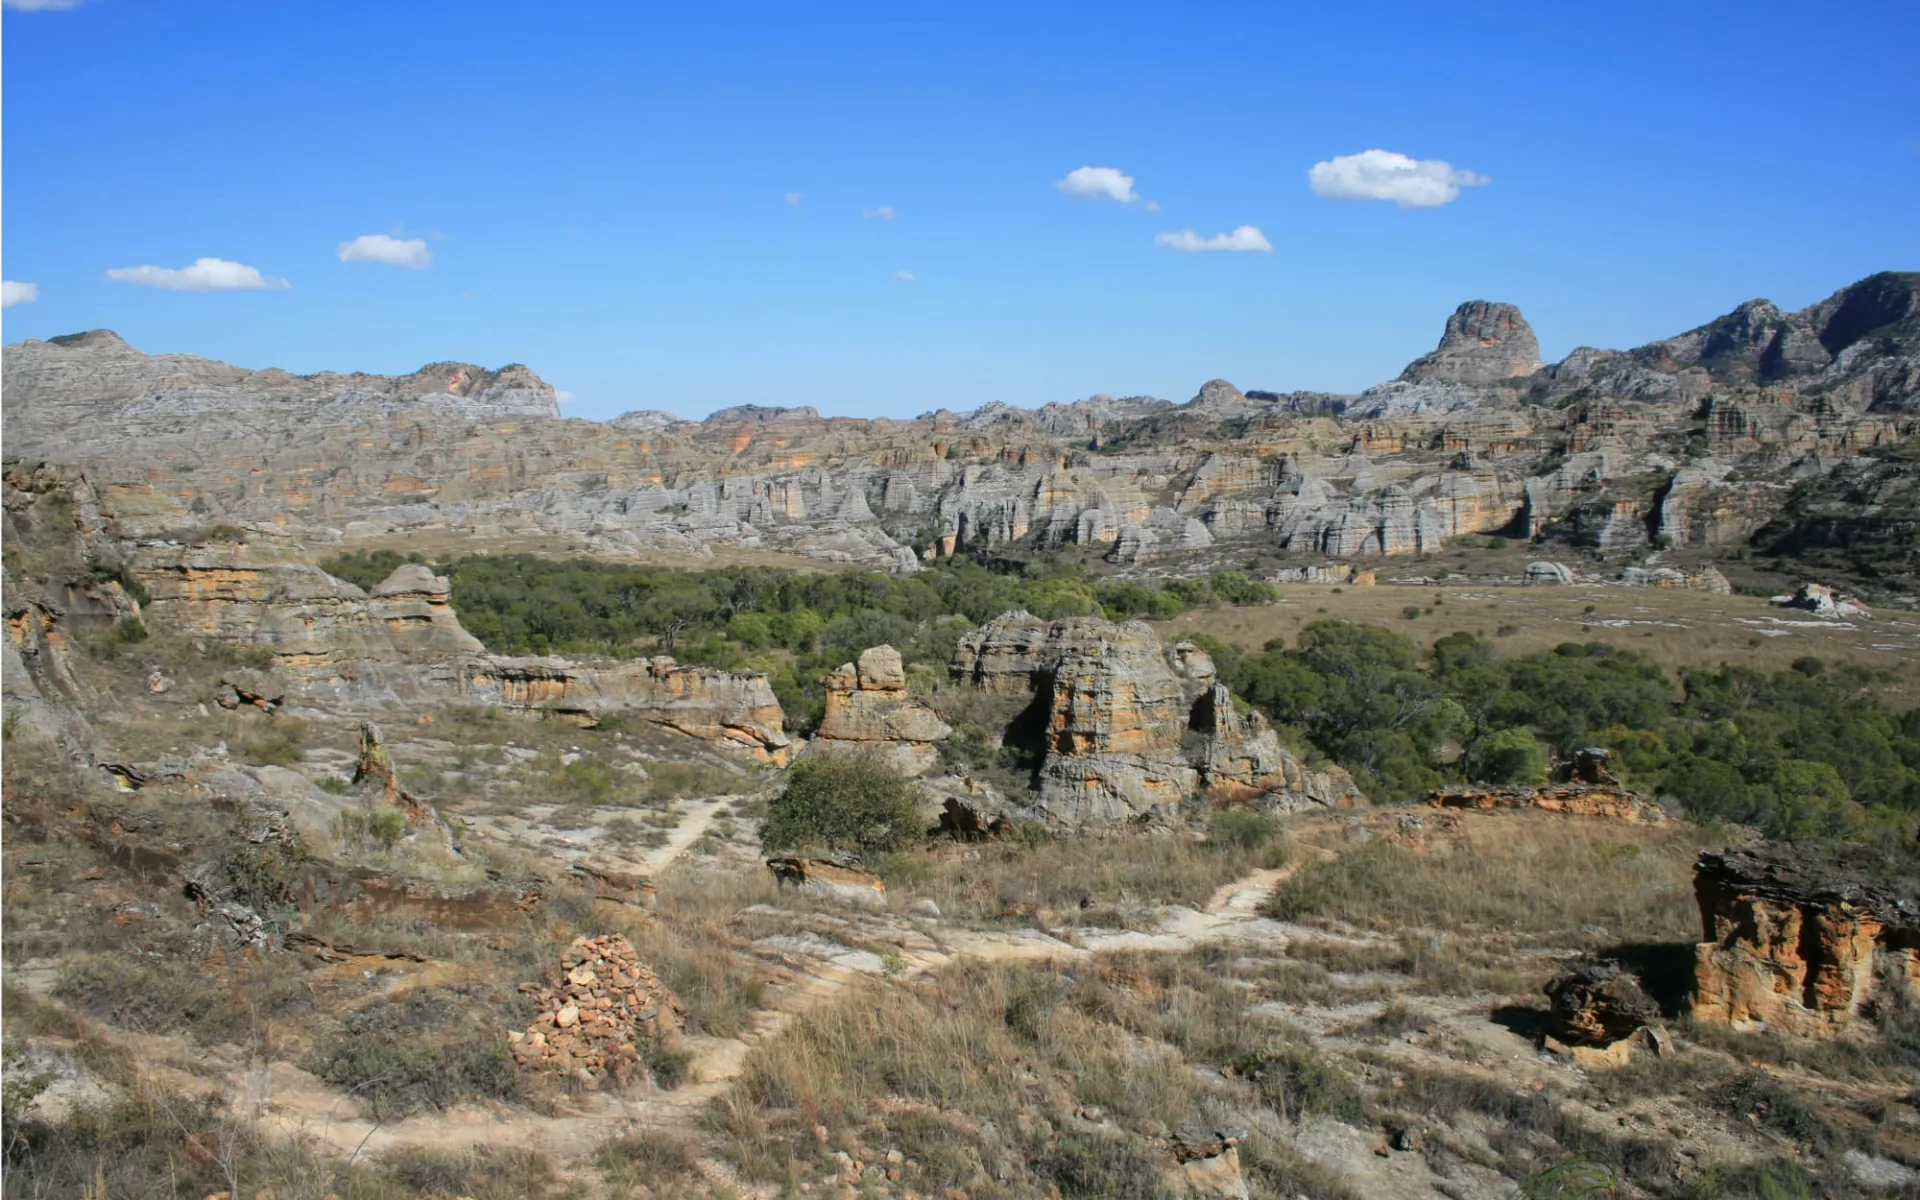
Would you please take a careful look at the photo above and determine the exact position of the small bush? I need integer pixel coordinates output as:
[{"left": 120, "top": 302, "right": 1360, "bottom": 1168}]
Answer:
[
  {"left": 54, "top": 955, "right": 241, "bottom": 1038},
  {"left": 1036, "top": 1131, "right": 1174, "bottom": 1200},
  {"left": 1209, "top": 809, "right": 1278, "bottom": 851},
  {"left": 759, "top": 750, "right": 925, "bottom": 855},
  {"left": 307, "top": 990, "right": 523, "bottom": 1120},
  {"left": 1228, "top": 1042, "right": 1364, "bottom": 1123}
]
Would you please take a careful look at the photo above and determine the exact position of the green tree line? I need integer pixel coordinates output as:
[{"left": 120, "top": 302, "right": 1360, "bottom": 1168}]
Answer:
[{"left": 1192, "top": 623, "right": 1920, "bottom": 845}]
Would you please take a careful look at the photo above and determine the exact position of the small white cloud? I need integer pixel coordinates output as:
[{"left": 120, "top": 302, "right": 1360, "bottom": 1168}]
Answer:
[
  {"left": 555, "top": 390, "right": 577, "bottom": 405},
  {"left": 2, "top": 281, "right": 38, "bottom": 308},
  {"left": 338, "top": 233, "right": 432, "bottom": 269},
  {"left": 105, "top": 257, "right": 290, "bottom": 291},
  {"left": 1143, "top": 200, "right": 1161, "bottom": 213},
  {"left": 784, "top": 191, "right": 805, "bottom": 206},
  {"left": 864, "top": 205, "right": 896, "bottom": 220},
  {"left": 3, "top": 0, "right": 82, "bottom": 10},
  {"left": 1056, "top": 166, "right": 1139, "bottom": 204},
  {"left": 893, "top": 270, "right": 916, "bottom": 283},
  {"left": 1307, "top": 149, "right": 1489, "bottom": 208},
  {"left": 1154, "top": 225, "right": 1272, "bottom": 253}
]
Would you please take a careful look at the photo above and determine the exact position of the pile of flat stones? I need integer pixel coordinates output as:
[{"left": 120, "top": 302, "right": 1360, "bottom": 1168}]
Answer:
[{"left": 508, "top": 934, "right": 681, "bottom": 1089}]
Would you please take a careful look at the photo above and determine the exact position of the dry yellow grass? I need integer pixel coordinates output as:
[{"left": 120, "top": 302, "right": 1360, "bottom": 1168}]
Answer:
[{"left": 1156, "top": 583, "right": 1920, "bottom": 702}]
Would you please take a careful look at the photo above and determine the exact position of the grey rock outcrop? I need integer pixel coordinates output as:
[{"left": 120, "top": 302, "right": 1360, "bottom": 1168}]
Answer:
[
  {"left": 948, "top": 612, "right": 1366, "bottom": 826},
  {"left": 1399, "top": 301, "right": 1543, "bottom": 386}
]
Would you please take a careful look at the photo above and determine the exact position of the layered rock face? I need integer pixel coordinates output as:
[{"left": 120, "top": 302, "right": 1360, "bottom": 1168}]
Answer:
[
  {"left": 1033, "top": 620, "right": 1199, "bottom": 824},
  {"left": 121, "top": 538, "right": 794, "bottom": 762},
  {"left": 1399, "top": 301, "right": 1544, "bottom": 386},
  {"left": 812, "top": 645, "right": 952, "bottom": 775},
  {"left": 5, "top": 271, "right": 1914, "bottom": 588},
  {"left": 1691, "top": 844, "right": 1919, "bottom": 1035},
  {"left": 1190, "top": 685, "right": 1360, "bottom": 810},
  {"left": 949, "top": 612, "right": 1362, "bottom": 826}
]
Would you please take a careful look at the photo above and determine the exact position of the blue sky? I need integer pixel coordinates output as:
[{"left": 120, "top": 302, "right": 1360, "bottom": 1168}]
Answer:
[{"left": 4, "top": 1, "right": 1917, "bottom": 420}]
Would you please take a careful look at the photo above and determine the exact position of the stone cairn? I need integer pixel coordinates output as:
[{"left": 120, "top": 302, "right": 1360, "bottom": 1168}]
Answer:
[{"left": 509, "top": 934, "right": 681, "bottom": 1089}]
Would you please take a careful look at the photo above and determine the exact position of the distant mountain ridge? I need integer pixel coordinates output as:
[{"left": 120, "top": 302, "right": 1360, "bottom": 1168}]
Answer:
[{"left": 3, "top": 271, "right": 1915, "bottom": 594}]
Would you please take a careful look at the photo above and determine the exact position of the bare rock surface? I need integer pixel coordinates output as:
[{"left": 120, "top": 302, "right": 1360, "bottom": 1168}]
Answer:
[
  {"left": 1691, "top": 842, "right": 1920, "bottom": 1034},
  {"left": 812, "top": 644, "right": 952, "bottom": 775},
  {"left": 5, "top": 272, "right": 1915, "bottom": 588}
]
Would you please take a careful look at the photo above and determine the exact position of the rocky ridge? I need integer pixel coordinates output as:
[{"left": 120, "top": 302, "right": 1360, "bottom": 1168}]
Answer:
[{"left": 5, "top": 271, "right": 1915, "bottom": 591}]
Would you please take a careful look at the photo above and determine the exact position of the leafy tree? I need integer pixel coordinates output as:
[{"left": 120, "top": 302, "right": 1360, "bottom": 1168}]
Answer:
[
  {"left": 759, "top": 751, "right": 925, "bottom": 855},
  {"left": 1475, "top": 728, "right": 1549, "bottom": 784}
]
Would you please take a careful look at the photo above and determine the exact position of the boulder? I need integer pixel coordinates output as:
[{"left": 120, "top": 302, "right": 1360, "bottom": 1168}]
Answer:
[
  {"left": 1691, "top": 843, "right": 1920, "bottom": 1035},
  {"left": 1545, "top": 960, "right": 1660, "bottom": 1046},
  {"left": 812, "top": 645, "right": 951, "bottom": 776},
  {"left": 1524, "top": 561, "right": 1574, "bottom": 585}
]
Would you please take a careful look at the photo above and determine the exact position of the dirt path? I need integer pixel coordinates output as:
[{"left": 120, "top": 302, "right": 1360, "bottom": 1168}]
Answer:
[{"left": 245, "top": 844, "right": 1342, "bottom": 1174}]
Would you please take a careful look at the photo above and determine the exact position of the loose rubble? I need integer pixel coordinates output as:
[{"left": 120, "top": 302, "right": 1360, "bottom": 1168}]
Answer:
[{"left": 509, "top": 935, "right": 682, "bottom": 1089}]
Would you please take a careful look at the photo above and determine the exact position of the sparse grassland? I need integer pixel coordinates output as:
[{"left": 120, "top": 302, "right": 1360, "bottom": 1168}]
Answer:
[{"left": 1156, "top": 582, "right": 1920, "bottom": 694}]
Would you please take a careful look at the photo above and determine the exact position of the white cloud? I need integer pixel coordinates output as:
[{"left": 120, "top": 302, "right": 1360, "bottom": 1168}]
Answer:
[
  {"left": 1306, "top": 149, "right": 1489, "bottom": 208},
  {"left": 3, "top": 0, "right": 82, "bottom": 10},
  {"left": 337, "top": 233, "right": 432, "bottom": 269},
  {"left": 2, "top": 281, "right": 38, "bottom": 308},
  {"left": 1143, "top": 200, "right": 1161, "bottom": 213},
  {"left": 893, "top": 270, "right": 916, "bottom": 283},
  {"left": 1153, "top": 225, "right": 1272, "bottom": 253},
  {"left": 1056, "top": 166, "right": 1139, "bottom": 204},
  {"left": 864, "top": 205, "right": 895, "bottom": 220},
  {"left": 555, "top": 390, "right": 577, "bottom": 405},
  {"left": 105, "top": 257, "right": 290, "bottom": 291},
  {"left": 784, "top": 191, "right": 805, "bottom": 206}
]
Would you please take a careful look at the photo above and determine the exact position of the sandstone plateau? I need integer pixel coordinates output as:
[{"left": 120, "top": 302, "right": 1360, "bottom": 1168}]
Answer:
[{"left": 5, "top": 271, "right": 1916, "bottom": 593}]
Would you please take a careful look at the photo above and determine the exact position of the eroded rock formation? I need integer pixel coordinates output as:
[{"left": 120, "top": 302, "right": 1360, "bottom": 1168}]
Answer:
[
  {"left": 1691, "top": 844, "right": 1920, "bottom": 1034},
  {"left": 1425, "top": 785, "right": 1668, "bottom": 824},
  {"left": 813, "top": 645, "right": 952, "bottom": 775},
  {"left": 7, "top": 271, "right": 1914, "bottom": 587},
  {"left": 949, "top": 612, "right": 1365, "bottom": 826}
]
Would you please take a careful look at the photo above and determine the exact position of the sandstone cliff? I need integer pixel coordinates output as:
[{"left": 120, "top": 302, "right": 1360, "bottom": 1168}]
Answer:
[
  {"left": 1691, "top": 843, "right": 1919, "bottom": 1035},
  {"left": 4, "top": 272, "right": 1914, "bottom": 590}
]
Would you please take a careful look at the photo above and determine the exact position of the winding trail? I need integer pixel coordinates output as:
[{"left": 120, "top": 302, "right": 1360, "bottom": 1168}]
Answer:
[{"left": 245, "top": 829, "right": 1327, "bottom": 1173}]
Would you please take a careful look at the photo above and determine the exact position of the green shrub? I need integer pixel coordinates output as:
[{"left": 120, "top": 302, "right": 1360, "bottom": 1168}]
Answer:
[
  {"left": 1209, "top": 809, "right": 1277, "bottom": 851},
  {"left": 759, "top": 751, "right": 924, "bottom": 855},
  {"left": 1476, "top": 727, "right": 1549, "bottom": 783}
]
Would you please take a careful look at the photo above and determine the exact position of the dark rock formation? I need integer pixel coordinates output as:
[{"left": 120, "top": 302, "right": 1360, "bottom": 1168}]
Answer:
[{"left": 1546, "top": 960, "right": 1660, "bottom": 1046}]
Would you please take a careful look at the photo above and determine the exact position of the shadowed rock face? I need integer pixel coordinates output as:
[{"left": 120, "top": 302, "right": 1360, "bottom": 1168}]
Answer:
[
  {"left": 1399, "top": 301, "right": 1543, "bottom": 386},
  {"left": 1691, "top": 844, "right": 1920, "bottom": 1035}
]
